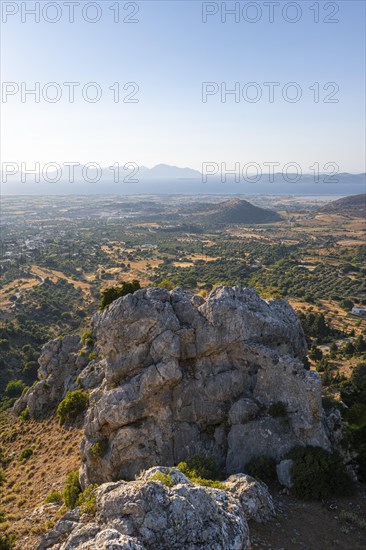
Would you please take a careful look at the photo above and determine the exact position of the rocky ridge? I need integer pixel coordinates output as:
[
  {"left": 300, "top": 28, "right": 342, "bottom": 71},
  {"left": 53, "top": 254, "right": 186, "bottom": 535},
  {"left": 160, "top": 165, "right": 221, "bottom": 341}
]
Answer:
[
  {"left": 16, "top": 285, "right": 330, "bottom": 484},
  {"left": 15, "top": 285, "right": 334, "bottom": 549}
]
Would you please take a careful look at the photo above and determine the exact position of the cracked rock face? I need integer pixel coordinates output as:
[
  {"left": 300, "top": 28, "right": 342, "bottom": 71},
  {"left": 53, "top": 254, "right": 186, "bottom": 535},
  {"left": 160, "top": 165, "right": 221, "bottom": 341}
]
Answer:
[
  {"left": 13, "top": 335, "right": 104, "bottom": 418},
  {"left": 79, "top": 286, "right": 329, "bottom": 485},
  {"left": 38, "top": 467, "right": 250, "bottom": 550}
]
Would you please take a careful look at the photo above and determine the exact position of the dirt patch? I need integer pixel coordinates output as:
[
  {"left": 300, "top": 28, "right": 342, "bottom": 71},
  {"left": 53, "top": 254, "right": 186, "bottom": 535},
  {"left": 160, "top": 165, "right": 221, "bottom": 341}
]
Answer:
[{"left": 250, "top": 485, "right": 366, "bottom": 550}]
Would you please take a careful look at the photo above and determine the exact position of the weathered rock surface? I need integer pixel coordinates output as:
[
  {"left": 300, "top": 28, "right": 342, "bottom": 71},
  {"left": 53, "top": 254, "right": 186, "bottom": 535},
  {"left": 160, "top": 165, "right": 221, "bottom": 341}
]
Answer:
[
  {"left": 13, "top": 336, "right": 103, "bottom": 418},
  {"left": 276, "top": 459, "right": 294, "bottom": 488},
  {"left": 79, "top": 286, "right": 329, "bottom": 484},
  {"left": 16, "top": 285, "right": 330, "bottom": 486},
  {"left": 38, "top": 467, "right": 250, "bottom": 550},
  {"left": 225, "top": 474, "right": 276, "bottom": 523}
]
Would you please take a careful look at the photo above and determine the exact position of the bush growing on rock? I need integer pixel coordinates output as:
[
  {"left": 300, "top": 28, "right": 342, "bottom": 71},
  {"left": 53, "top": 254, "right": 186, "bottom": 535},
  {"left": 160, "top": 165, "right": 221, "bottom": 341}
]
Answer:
[
  {"left": 81, "top": 329, "right": 94, "bottom": 347},
  {"left": 19, "top": 407, "right": 30, "bottom": 421},
  {"left": 90, "top": 438, "right": 109, "bottom": 458},
  {"left": 64, "top": 470, "right": 81, "bottom": 509},
  {"left": 57, "top": 390, "right": 89, "bottom": 425},
  {"left": 99, "top": 279, "right": 141, "bottom": 310},
  {"left": 245, "top": 456, "right": 277, "bottom": 484},
  {"left": 150, "top": 471, "right": 175, "bottom": 487},
  {"left": 77, "top": 484, "right": 98, "bottom": 516},
  {"left": 286, "top": 446, "right": 352, "bottom": 500},
  {"left": 177, "top": 455, "right": 227, "bottom": 490},
  {"left": 177, "top": 454, "right": 218, "bottom": 479}
]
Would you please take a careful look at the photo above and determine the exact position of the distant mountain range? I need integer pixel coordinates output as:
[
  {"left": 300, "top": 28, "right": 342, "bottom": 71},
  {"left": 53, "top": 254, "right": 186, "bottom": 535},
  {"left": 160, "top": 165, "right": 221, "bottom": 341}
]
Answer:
[
  {"left": 1, "top": 164, "right": 365, "bottom": 195},
  {"left": 320, "top": 193, "right": 366, "bottom": 217}
]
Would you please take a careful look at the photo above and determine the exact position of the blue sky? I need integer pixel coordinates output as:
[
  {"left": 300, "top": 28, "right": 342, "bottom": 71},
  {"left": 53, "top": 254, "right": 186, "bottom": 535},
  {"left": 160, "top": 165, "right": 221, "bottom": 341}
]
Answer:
[{"left": 1, "top": 0, "right": 365, "bottom": 172}]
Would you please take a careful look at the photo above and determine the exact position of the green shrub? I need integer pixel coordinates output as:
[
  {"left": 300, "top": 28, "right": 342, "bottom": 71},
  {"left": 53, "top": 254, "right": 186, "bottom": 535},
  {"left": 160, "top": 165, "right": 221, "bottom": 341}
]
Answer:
[
  {"left": 308, "top": 346, "right": 323, "bottom": 362},
  {"left": 18, "top": 448, "right": 33, "bottom": 461},
  {"left": 351, "top": 362, "right": 366, "bottom": 392},
  {"left": 0, "top": 509, "right": 5, "bottom": 523},
  {"left": 99, "top": 279, "right": 141, "bottom": 310},
  {"left": 177, "top": 454, "right": 217, "bottom": 480},
  {"left": 0, "top": 471, "right": 6, "bottom": 485},
  {"left": 5, "top": 379, "right": 26, "bottom": 398},
  {"left": 64, "top": 470, "right": 81, "bottom": 509},
  {"left": 347, "top": 402, "right": 366, "bottom": 428},
  {"left": 81, "top": 329, "right": 94, "bottom": 347},
  {"left": 91, "top": 438, "right": 109, "bottom": 458},
  {"left": 57, "top": 390, "right": 89, "bottom": 425},
  {"left": 150, "top": 472, "right": 175, "bottom": 487},
  {"left": 0, "top": 447, "right": 10, "bottom": 468},
  {"left": 156, "top": 279, "right": 175, "bottom": 290},
  {"left": 176, "top": 455, "right": 226, "bottom": 490},
  {"left": 88, "top": 351, "right": 98, "bottom": 361},
  {"left": 341, "top": 299, "right": 354, "bottom": 312},
  {"left": 45, "top": 491, "right": 63, "bottom": 505},
  {"left": 0, "top": 535, "right": 16, "bottom": 549},
  {"left": 268, "top": 401, "right": 287, "bottom": 418},
  {"left": 20, "top": 407, "right": 30, "bottom": 421},
  {"left": 286, "top": 446, "right": 352, "bottom": 500},
  {"left": 189, "top": 476, "right": 226, "bottom": 490},
  {"left": 77, "top": 484, "right": 97, "bottom": 515},
  {"left": 245, "top": 455, "right": 277, "bottom": 484}
]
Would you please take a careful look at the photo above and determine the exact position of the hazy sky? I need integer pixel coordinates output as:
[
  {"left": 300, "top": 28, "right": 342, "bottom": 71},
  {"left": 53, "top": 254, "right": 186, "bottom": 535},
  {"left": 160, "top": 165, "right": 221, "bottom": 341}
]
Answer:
[{"left": 1, "top": 0, "right": 365, "bottom": 172}]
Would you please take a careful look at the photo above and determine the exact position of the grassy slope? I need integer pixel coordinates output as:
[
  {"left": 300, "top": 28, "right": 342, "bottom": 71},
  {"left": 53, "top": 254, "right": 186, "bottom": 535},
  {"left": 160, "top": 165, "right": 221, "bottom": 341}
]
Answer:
[{"left": 0, "top": 413, "right": 82, "bottom": 549}]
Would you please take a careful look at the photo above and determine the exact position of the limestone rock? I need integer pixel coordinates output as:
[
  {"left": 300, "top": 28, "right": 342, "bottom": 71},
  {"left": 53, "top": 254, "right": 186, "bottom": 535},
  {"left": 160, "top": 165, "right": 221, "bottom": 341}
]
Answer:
[
  {"left": 17, "top": 285, "right": 330, "bottom": 486},
  {"left": 276, "top": 459, "right": 294, "bottom": 488},
  {"left": 225, "top": 473, "right": 276, "bottom": 523},
  {"left": 13, "top": 335, "right": 103, "bottom": 418},
  {"left": 38, "top": 467, "right": 250, "bottom": 550},
  {"left": 229, "top": 398, "right": 260, "bottom": 425},
  {"left": 79, "top": 286, "right": 329, "bottom": 485}
]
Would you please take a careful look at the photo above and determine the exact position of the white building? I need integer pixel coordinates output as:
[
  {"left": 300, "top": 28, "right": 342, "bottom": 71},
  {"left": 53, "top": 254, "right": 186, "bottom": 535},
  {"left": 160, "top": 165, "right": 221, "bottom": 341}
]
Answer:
[{"left": 351, "top": 307, "right": 366, "bottom": 317}]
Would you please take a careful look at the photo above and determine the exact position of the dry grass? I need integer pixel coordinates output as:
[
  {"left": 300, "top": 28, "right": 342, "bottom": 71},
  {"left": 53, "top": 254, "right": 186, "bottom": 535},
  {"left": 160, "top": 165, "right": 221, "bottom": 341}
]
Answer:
[{"left": 0, "top": 413, "right": 82, "bottom": 549}]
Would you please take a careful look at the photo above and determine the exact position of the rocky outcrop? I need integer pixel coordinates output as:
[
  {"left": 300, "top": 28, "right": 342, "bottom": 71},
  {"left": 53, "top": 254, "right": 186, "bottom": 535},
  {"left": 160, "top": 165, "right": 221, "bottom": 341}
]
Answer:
[
  {"left": 79, "top": 286, "right": 329, "bottom": 485},
  {"left": 38, "top": 467, "right": 251, "bottom": 550},
  {"left": 13, "top": 335, "right": 104, "bottom": 418},
  {"left": 16, "top": 285, "right": 330, "bottom": 486}
]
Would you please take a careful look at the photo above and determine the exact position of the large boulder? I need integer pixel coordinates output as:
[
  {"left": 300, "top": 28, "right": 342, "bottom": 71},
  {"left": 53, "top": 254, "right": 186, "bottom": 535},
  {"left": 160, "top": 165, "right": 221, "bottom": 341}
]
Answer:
[
  {"left": 38, "top": 467, "right": 250, "bottom": 550},
  {"left": 79, "top": 286, "right": 329, "bottom": 485},
  {"left": 225, "top": 473, "right": 276, "bottom": 523}
]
